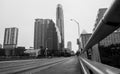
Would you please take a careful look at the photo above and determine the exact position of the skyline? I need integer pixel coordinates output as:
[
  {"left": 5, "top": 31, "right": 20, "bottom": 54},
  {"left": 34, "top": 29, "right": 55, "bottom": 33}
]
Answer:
[{"left": 0, "top": 0, "right": 113, "bottom": 52}]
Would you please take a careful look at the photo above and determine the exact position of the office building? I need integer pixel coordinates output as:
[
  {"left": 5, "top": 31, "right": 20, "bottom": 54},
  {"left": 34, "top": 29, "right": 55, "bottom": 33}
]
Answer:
[
  {"left": 80, "top": 33, "right": 92, "bottom": 48},
  {"left": 80, "top": 33, "right": 101, "bottom": 62},
  {"left": 3, "top": 27, "right": 18, "bottom": 56},
  {"left": 66, "top": 41, "right": 72, "bottom": 53},
  {"left": 34, "top": 19, "right": 50, "bottom": 49},
  {"left": 47, "top": 20, "right": 57, "bottom": 50},
  {"left": 34, "top": 19, "right": 59, "bottom": 51},
  {"left": 56, "top": 4, "right": 64, "bottom": 50},
  {"left": 55, "top": 25, "right": 62, "bottom": 50},
  {"left": 3, "top": 27, "right": 18, "bottom": 49},
  {"left": 67, "top": 41, "right": 72, "bottom": 50}
]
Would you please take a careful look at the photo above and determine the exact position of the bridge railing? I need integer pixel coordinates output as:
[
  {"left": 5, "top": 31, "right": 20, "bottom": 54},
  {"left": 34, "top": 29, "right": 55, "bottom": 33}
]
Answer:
[
  {"left": 80, "top": 0, "right": 120, "bottom": 73},
  {"left": 82, "top": 0, "right": 120, "bottom": 54},
  {"left": 78, "top": 56, "right": 120, "bottom": 74}
]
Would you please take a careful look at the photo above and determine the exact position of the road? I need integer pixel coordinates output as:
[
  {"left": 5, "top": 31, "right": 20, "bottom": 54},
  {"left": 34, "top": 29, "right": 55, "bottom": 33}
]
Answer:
[
  {"left": 0, "top": 56, "right": 84, "bottom": 74},
  {"left": 36, "top": 56, "right": 84, "bottom": 74}
]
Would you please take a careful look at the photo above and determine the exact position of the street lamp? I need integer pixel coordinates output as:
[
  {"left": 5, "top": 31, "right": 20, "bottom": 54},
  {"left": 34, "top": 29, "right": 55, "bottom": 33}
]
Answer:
[
  {"left": 70, "top": 19, "right": 80, "bottom": 37},
  {"left": 45, "top": 48, "right": 48, "bottom": 58},
  {"left": 70, "top": 19, "right": 81, "bottom": 52}
]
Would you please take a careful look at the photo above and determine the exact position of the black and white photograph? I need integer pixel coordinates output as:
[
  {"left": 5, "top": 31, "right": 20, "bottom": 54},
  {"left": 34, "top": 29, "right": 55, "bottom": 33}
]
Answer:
[{"left": 0, "top": 0, "right": 120, "bottom": 74}]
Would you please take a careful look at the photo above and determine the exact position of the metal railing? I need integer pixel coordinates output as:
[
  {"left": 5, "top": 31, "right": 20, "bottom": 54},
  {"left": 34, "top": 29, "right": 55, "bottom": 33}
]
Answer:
[
  {"left": 80, "top": 0, "right": 120, "bottom": 73},
  {"left": 82, "top": 0, "right": 120, "bottom": 54},
  {"left": 78, "top": 57, "right": 120, "bottom": 74}
]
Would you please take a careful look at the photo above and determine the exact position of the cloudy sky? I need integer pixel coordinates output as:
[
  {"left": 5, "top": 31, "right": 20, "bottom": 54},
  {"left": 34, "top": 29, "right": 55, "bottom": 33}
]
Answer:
[{"left": 0, "top": 0, "right": 113, "bottom": 52}]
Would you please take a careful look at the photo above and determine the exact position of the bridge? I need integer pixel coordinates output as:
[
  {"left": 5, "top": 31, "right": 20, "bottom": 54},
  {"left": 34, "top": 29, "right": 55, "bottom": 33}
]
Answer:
[{"left": 1, "top": 0, "right": 120, "bottom": 74}]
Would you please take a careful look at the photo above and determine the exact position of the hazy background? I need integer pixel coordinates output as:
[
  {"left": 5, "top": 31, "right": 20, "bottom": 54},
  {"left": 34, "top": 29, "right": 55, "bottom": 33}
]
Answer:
[{"left": 0, "top": 0, "right": 113, "bottom": 52}]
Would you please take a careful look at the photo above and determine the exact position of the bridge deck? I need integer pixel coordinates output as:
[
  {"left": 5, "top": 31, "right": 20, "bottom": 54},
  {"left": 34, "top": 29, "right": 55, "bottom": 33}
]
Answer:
[{"left": 0, "top": 57, "right": 83, "bottom": 74}]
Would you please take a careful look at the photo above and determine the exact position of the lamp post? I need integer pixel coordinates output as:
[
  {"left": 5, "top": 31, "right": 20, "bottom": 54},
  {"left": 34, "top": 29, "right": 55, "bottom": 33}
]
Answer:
[
  {"left": 70, "top": 19, "right": 81, "bottom": 52},
  {"left": 70, "top": 19, "right": 80, "bottom": 38},
  {"left": 45, "top": 48, "right": 48, "bottom": 58},
  {"left": 45, "top": 38, "right": 48, "bottom": 58}
]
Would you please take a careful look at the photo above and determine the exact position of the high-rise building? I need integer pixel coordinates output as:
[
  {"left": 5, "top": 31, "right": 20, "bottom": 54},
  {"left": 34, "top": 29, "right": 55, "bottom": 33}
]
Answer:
[
  {"left": 34, "top": 19, "right": 59, "bottom": 51},
  {"left": 3, "top": 27, "right": 18, "bottom": 56},
  {"left": 56, "top": 4, "right": 64, "bottom": 50},
  {"left": 3, "top": 27, "right": 18, "bottom": 49},
  {"left": 67, "top": 41, "right": 72, "bottom": 50},
  {"left": 53, "top": 26, "right": 59, "bottom": 51},
  {"left": 47, "top": 20, "right": 58, "bottom": 50},
  {"left": 34, "top": 19, "right": 50, "bottom": 49}
]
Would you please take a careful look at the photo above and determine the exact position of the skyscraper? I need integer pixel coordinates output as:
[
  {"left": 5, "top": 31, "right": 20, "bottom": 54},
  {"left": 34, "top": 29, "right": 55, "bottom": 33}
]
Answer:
[
  {"left": 47, "top": 20, "right": 57, "bottom": 50},
  {"left": 34, "top": 19, "right": 50, "bottom": 49},
  {"left": 3, "top": 27, "right": 18, "bottom": 49},
  {"left": 3, "top": 27, "right": 18, "bottom": 56},
  {"left": 56, "top": 4, "right": 64, "bottom": 50}
]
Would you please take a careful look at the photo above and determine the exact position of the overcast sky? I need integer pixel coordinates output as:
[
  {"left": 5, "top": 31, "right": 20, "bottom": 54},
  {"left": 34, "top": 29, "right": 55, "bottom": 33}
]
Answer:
[{"left": 0, "top": 0, "right": 113, "bottom": 52}]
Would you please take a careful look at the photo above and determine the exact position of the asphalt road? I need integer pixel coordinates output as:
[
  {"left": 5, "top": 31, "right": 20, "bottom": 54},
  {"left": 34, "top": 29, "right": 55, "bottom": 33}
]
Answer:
[
  {"left": 0, "top": 56, "right": 84, "bottom": 74},
  {"left": 0, "top": 57, "right": 67, "bottom": 74},
  {"left": 33, "top": 56, "right": 84, "bottom": 74}
]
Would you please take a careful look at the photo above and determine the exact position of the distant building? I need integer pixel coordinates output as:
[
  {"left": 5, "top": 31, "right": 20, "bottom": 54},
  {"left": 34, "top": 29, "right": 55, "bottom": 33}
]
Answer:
[
  {"left": 80, "top": 33, "right": 92, "bottom": 58},
  {"left": 56, "top": 4, "right": 64, "bottom": 50},
  {"left": 67, "top": 41, "right": 72, "bottom": 50},
  {"left": 24, "top": 48, "right": 40, "bottom": 57},
  {"left": 3, "top": 27, "right": 18, "bottom": 49},
  {"left": 3, "top": 27, "right": 18, "bottom": 56},
  {"left": 14, "top": 47, "right": 26, "bottom": 56},
  {"left": 81, "top": 29, "right": 87, "bottom": 34},
  {"left": 80, "top": 33, "right": 101, "bottom": 62},
  {"left": 55, "top": 24, "right": 62, "bottom": 51},
  {"left": 66, "top": 41, "right": 72, "bottom": 53},
  {"left": 34, "top": 19, "right": 59, "bottom": 52},
  {"left": 47, "top": 20, "right": 58, "bottom": 51},
  {"left": 34, "top": 19, "right": 50, "bottom": 49},
  {"left": 80, "top": 33, "right": 92, "bottom": 48}
]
